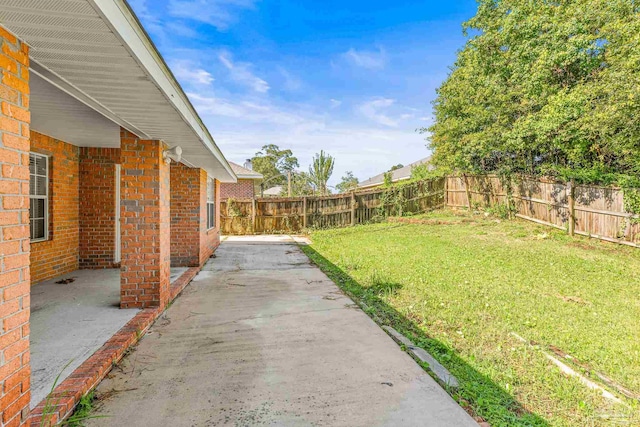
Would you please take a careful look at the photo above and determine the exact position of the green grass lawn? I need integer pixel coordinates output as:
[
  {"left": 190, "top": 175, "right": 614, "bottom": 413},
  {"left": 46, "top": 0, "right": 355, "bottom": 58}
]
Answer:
[{"left": 301, "top": 210, "right": 640, "bottom": 427}]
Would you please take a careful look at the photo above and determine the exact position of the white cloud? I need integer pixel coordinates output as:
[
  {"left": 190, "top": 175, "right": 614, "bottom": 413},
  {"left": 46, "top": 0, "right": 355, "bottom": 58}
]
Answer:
[
  {"left": 358, "top": 98, "right": 399, "bottom": 127},
  {"left": 342, "top": 47, "right": 387, "bottom": 69},
  {"left": 330, "top": 99, "right": 342, "bottom": 108},
  {"left": 219, "top": 51, "right": 270, "bottom": 93},
  {"left": 171, "top": 61, "right": 214, "bottom": 86},
  {"left": 168, "top": 0, "right": 256, "bottom": 31},
  {"left": 278, "top": 67, "right": 302, "bottom": 91},
  {"left": 183, "top": 90, "right": 428, "bottom": 187},
  {"left": 186, "top": 93, "right": 320, "bottom": 129},
  {"left": 166, "top": 21, "right": 199, "bottom": 38}
]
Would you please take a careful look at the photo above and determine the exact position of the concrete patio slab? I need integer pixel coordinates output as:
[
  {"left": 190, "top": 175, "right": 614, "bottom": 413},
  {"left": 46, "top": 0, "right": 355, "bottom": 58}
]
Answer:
[
  {"left": 30, "top": 269, "right": 137, "bottom": 408},
  {"left": 30, "top": 267, "right": 194, "bottom": 409},
  {"left": 86, "top": 236, "right": 477, "bottom": 426}
]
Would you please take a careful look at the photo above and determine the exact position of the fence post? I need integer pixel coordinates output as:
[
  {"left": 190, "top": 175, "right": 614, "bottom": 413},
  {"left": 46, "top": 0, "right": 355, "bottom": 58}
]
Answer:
[
  {"left": 463, "top": 175, "right": 472, "bottom": 210},
  {"left": 568, "top": 179, "right": 576, "bottom": 236},
  {"left": 251, "top": 198, "right": 257, "bottom": 234},
  {"left": 351, "top": 192, "right": 356, "bottom": 226},
  {"left": 303, "top": 196, "right": 308, "bottom": 229},
  {"left": 443, "top": 177, "right": 448, "bottom": 208}
]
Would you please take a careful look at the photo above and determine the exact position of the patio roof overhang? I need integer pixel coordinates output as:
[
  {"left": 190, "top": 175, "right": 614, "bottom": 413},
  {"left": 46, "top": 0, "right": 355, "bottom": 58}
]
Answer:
[{"left": 0, "top": 0, "right": 237, "bottom": 183}]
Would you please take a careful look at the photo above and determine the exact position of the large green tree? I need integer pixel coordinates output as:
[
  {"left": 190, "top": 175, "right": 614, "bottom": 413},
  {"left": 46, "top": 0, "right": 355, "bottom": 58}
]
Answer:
[
  {"left": 336, "top": 171, "right": 359, "bottom": 193},
  {"left": 309, "top": 150, "right": 335, "bottom": 195},
  {"left": 426, "top": 0, "right": 640, "bottom": 185},
  {"left": 251, "top": 144, "right": 299, "bottom": 187},
  {"left": 279, "top": 172, "right": 315, "bottom": 196}
]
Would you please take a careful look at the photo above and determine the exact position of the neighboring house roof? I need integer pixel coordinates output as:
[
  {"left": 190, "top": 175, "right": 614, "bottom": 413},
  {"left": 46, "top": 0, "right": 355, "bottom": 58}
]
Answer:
[
  {"left": 229, "top": 162, "right": 263, "bottom": 180},
  {"left": 358, "top": 157, "right": 433, "bottom": 189},
  {"left": 263, "top": 186, "right": 283, "bottom": 196},
  {"left": 0, "top": 0, "right": 237, "bottom": 183}
]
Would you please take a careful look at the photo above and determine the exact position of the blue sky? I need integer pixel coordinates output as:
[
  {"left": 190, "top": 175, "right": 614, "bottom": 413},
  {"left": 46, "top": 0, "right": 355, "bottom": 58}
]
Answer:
[{"left": 129, "top": 0, "right": 478, "bottom": 186}]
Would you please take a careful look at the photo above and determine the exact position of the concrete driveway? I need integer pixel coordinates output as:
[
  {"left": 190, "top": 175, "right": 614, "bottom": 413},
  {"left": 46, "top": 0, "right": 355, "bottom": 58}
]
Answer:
[{"left": 87, "top": 235, "right": 476, "bottom": 426}]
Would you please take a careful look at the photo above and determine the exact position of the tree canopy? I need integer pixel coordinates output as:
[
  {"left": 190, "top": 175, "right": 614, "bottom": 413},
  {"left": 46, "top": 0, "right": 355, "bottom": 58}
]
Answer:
[
  {"left": 309, "top": 150, "right": 335, "bottom": 195},
  {"left": 426, "top": 0, "right": 640, "bottom": 186},
  {"left": 336, "top": 171, "right": 359, "bottom": 193},
  {"left": 251, "top": 144, "right": 299, "bottom": 187},
  {"left": 282, "top": 171, "right": 315, "bottom": 197}
]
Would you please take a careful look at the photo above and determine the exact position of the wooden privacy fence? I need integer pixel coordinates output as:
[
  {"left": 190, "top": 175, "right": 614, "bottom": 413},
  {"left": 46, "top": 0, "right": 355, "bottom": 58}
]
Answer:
[
  {"left": 446, "top": 175, "right": 640, "bottom": 247},
  {"left": 220, "top": 174, "right": 639, "bottom": 247},
  {"left": 220, "top": 178, "right": 445, "bottom": 234}
]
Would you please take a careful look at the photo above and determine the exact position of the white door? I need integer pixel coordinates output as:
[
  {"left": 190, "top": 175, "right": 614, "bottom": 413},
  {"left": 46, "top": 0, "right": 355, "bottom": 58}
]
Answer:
[{"left": 115, "top": 164, "right": 121, "bottom": 263}]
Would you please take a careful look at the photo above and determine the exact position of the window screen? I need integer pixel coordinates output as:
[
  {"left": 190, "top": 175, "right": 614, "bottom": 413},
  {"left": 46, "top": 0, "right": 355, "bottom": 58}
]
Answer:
[{"left": 29, "top": 153, "right": 48, "bottom": 241}]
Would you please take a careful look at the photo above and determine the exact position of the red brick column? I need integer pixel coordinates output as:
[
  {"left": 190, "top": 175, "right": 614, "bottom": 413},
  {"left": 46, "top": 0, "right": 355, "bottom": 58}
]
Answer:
[
  {"left": 170, "top": 163, "right": 201, "bottom": 267},
  {"left": 119, "top": 129, "right": 170, "bottom": 309},
  {"left": 0, "top": 27, "right": 31, "bottom": 426}
]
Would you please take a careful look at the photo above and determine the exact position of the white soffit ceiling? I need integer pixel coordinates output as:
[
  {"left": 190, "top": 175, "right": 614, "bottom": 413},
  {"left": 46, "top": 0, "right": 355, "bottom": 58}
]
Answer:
[
  {"left": 0, "top": 0, "right": 236, "bottom": 182},
  {"left": 31, "top": 73, "right": 120, "bottom": 147}
]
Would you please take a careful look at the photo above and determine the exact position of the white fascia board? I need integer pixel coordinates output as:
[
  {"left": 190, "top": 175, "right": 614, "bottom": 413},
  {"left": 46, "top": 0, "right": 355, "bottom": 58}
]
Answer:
[
  {"left": 236, "top": 174, "right": 264, "bottom": 180},
  {"left": 87, "top": 0, "right": 236, "bottom": 182}
]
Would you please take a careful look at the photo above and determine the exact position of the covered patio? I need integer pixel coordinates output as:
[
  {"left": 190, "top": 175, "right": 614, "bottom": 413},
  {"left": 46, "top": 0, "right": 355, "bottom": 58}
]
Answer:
[{"left": 0, "top": 1, "right": 239, "bottom": 425}]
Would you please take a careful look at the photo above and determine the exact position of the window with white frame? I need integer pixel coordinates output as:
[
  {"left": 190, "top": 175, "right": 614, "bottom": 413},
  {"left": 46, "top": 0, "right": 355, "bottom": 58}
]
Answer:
[
  {"left": 29, "top": 153, "right": 49, "bottom": 242},
  {"left": 207, "top": 178, "right": 215, "bottom": 229}
]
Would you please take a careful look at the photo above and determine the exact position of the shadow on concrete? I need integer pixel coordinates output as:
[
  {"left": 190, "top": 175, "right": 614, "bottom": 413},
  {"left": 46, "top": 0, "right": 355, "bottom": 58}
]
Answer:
[{"left": 300, "top": 245, "right": 551, "bottom": 427}]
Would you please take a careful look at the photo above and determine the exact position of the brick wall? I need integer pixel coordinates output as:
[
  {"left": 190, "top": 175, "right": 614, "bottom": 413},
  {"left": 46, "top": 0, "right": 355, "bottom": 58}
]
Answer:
[
  {"left": 120, "top": 129, "right": 170, "bottom": 309},
  {"left": 29, "top": 132, "right": 79, "bottom": 284},
  {"left": 0, "top": 26, "right": 31, "bottom": 427},
  {"left": 79, "top": 148, "right": 120, "bottom": 269},
  {"left": 220, "top": 179, "right": 255, "bottom": 200},
  {"left": 170, "top": 165, "right": 221, "bottom": 267},
  {"left": 170, "top": 163, "right": 200, "bottom": 267}
]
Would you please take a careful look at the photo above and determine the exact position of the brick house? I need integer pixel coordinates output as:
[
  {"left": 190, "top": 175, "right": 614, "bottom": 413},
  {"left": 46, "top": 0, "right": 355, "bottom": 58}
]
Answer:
[
  {"left": 0, "top": 2, "right": 238, "bottom": 425},
  {"left": 220, "top": 161, "right": 263, "bottom": 200}
]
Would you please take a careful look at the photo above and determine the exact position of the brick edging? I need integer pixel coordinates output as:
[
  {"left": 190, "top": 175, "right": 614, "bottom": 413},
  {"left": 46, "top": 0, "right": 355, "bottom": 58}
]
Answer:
[{"left": 28, "top": 266, "right": 202, "bottom": 426}]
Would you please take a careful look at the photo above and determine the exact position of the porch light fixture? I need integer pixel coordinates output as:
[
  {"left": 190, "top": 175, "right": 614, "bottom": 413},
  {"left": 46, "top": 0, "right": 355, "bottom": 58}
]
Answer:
[{"left": 163, "top": 146, "right": 183, "bottom": 164}]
